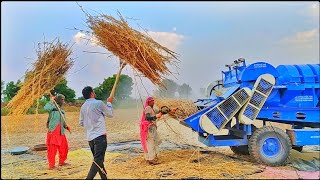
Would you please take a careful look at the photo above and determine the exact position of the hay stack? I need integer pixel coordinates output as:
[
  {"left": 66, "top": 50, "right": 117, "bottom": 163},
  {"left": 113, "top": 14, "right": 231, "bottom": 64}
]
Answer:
[
  {"left": 154, "top": 98, "right": 199, "bottom": 120},
  {"left": 86, "top": 11, "right": 179, "bottom": 87},
  {"left": 6, "top": 39, "right": 73, "bottom": 116}
]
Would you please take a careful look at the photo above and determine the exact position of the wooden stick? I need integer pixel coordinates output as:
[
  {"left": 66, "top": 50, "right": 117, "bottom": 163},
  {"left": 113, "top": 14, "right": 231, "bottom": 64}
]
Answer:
[{"left": 109, "top": 61, "right": 126, "bottom": 99}]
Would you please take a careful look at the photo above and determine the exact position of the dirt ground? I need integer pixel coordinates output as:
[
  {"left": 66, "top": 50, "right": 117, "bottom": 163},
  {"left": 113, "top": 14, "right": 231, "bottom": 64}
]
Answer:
[{"left": 1, "top": 108, "right": 319, "bottom": 179}]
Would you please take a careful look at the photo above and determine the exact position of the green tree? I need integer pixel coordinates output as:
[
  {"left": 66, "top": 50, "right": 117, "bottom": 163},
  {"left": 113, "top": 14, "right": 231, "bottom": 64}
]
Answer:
[
  {"left": 178, "top": 83, "right": 192, "bottom": 98},
  {"left": 3, "top": 80, "right": 21, "bottom": 102},
  {"left": 94, "top": 74, "right": 133, "bottom": 101},
  {"left": 1, "top": 80, "right": 4, "bottom": 92},
  {"left": 1, "top": 80, "right": 4, "bottom": 100},
  {"left": 154, "top": 79, "right": 178, "bottom": 98},
  {"left": 1, "top": 80, "right": 4, "bottom": 96},
  {"left": 50, "top": 78, "right": 76, "bottom": 102}
]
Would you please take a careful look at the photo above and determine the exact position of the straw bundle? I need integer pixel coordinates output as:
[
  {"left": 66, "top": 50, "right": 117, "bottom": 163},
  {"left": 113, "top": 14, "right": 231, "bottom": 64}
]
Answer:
[
  {"left": 86, "top": 11, "right": 179, "bottom": 87},
  {"left": 154, "top": 98, "right": 199, "bottom": 120},
  {"left": 6, "top": 39, "right": 73, "bottom": 116}
]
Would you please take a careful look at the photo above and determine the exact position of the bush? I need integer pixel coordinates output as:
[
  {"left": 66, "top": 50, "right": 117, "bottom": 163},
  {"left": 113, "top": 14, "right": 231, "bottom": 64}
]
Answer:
[
  {"left": 1, "top": 107, "right": 10, "bottom": 116},
  {"left": 26, "top": 107, "right": 47, "bottom": 115}
]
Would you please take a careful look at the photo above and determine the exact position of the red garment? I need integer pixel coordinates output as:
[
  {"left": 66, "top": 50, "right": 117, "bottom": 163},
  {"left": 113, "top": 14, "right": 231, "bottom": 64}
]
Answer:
[
  {"left": 140, "top": 97, "right": 154, "bottom": 153},
  {"left": 46, "top": 123, "right": 68, "bottom": 168}
]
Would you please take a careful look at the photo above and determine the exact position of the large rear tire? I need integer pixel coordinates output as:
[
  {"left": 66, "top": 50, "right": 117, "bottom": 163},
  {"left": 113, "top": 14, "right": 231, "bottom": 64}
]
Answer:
[{"left": 248, "top": 126, "right": 291, "bottom": 166}]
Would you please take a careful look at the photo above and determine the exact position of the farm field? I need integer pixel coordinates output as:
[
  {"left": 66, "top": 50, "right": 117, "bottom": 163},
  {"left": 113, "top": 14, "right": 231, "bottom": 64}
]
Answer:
[{"left": 1, "top": 108, "right": 319, "bottom": 179}]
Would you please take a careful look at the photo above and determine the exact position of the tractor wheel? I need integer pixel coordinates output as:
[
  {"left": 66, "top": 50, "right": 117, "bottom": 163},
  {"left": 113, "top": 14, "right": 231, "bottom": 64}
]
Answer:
[
  {"left": 248, "top": 126, "right": 291, "bottom": 166},
  {"left": 229, "top": 124, "right": 257, "bottom": 155}
]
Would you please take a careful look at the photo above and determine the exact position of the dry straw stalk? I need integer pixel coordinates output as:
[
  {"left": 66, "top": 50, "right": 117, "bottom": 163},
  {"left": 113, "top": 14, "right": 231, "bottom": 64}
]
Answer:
[
  {"left": 6, "top": 39, "right": 73, "bottom": 116},
  {"left": 84, "top": 10, "right": 179, "bottom": 87}
]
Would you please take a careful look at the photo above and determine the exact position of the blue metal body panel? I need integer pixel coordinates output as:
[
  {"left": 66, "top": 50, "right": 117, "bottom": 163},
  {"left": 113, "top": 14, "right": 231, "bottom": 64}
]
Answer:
[
  {"left": 199, "top": 135, "right": 249, "bottom": 146},
  {"left": 183, "top": 60, "right": 320, "bottom": 148},
  {"left": 184, "top": 104, "right": 216, "bottom": 133},
  {"left": 286, "top": 129, "right": 320, "bottom": 146},
  {"left": 240, "top": 62, "right": 279, "bottom": 82},
  {"left": 258, "top": 107, "right": 320, "bottom": 124}
]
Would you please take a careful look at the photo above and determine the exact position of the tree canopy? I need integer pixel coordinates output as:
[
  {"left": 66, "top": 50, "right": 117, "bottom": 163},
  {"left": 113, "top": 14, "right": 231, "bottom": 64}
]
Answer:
[
  {"left": 178, "top": 83, "right": 192, "bottom": 98},
  {"left": 3, "top": 80, "right": 21, "bottom": 102},
  {"left": 50, "top": 78, "right": 76, "bottom": 102},
  {"left": 94, "top": 74, "right": 133, "bottom": 101},
  {"left": 154, "top": 79, "right": 178, "bottom": 98},
  {"left": 154, "top": 79, "right": 193, "bottom": 99}
]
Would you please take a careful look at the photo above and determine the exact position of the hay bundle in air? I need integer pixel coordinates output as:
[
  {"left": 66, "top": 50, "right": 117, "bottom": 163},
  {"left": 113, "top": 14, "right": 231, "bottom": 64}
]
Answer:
[
  {"left": 154, "top": 98, "right": 199, "bottom": 120},
  {"left": 6, "top": 39, "right": 73, "bottom": 116},
  {"left": 85, "top": 11, "right": 179, "bottom": 87}
]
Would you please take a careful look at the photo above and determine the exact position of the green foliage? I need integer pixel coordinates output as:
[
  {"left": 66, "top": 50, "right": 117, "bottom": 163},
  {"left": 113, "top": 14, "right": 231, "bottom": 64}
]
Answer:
[
  {"left": 1, "top": 80, "right": 4, "bottom": 93},
  {"left": 1, "top": 80, "right": 4, "bottom": 101},
  {"left": 77, "top": 97, "right": 85, "bottom": 101},
  {"left": 1, "top": 107, "right": 10, "bottom": 116},
  {"left": 178, "top": 83, "right": 192, "bottom": 98},
  {"left": 26, "top": 107, "right": 47, "bottom": 114},
  {"left": 154, "top": 79, "right": 178, "bottom": 98},
  {"left": 39, "top": 97, "right": 49, "bottom": 107},
  {"left": 50, "top": 78, "right": 76, "bottom": 102},
  {"left": 3, "top": 80, "right": 21, "bottom": 102},
  {"left": 94, "top": 74, "right": 133, "bottom": 101}
]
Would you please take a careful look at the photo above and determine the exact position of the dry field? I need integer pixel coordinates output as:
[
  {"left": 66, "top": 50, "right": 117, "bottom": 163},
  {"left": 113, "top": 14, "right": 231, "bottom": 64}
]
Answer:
[{"left": 1, "top": 107, "right": 319, "bottom": 179}]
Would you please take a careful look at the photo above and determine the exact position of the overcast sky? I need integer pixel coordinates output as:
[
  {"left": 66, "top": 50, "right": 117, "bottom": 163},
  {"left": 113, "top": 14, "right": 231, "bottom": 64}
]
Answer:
[{"left": 1, "top": 1, "right": 319, "bottom": 100}]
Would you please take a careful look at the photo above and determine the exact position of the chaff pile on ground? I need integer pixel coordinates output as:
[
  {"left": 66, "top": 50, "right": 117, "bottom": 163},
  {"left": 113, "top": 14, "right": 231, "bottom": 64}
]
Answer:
[
  {"left": 1, "top": 149, "right": 264, "bottom": 179},
  {"left": 6, "top": 39, "right": 73, "bottom": 116},
  {"left": 154, "top": 98, "right": 199, "bottom": 120},
  {"left": 85, "top": 10, "right": 179, "bottom": 87}
]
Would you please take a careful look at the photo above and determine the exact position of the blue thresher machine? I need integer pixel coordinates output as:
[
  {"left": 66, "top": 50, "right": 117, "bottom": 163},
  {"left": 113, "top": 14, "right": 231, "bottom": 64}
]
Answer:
[{"left": 181, "top": 58, "right": 320, "bottom": 166}]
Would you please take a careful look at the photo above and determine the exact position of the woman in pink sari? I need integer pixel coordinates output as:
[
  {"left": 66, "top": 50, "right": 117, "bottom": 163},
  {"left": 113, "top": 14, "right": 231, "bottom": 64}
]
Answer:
[{"left": 140, "top": 97, "right": 162, "bottom": 165}]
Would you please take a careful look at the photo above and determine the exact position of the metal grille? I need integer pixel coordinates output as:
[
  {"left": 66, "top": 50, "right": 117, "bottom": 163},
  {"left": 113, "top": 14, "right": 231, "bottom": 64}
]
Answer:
[
  {"left": 206, "top": 108, "right": 225, "bottom": 129},
  {"left": 249, "top": 92, "right": 265, "bottom": 108},
  {"left": 256, "top": 78, "right": 273, "bottom": 94},
  {"left": 239, "top": 74, "right": 275, "bottom": 124},
  {"left": 233, "top": 89, "right": 250, "bottom": 105},
  {"left": 204, "top": 88, "right": 251, "bottom": 130},
  {"left": 243, "top": 104, "right": 258, "bottom": 120},
  {"left": 218, "top": 98, "right": 238, "bottom": 119}
]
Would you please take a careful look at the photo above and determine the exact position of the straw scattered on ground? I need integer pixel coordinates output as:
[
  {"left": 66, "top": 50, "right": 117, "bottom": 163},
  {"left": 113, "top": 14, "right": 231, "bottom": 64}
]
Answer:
[
  {"left": 1, "top": 149, "right": 264, "bottom": 179},
  {"left": 1, "top": 108, "right": 307, "bottom": 179}
]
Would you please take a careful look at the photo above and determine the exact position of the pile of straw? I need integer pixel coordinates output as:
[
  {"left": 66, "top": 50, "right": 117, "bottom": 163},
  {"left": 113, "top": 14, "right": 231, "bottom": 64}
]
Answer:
[
  {"left": 154, "top": 98, "right": 199, "bottom": 120},
  {"left": 6, "top": 39, "right": 73, "bottom": 116},
  {"left": 1, "top": 149, "right": 264, "bottom": 179},
  {"left": 85, "top": 11, "right": 179, "bottom": 87},
  {"left": 106, "top": 150, "right": 264, "bottom": 179}
]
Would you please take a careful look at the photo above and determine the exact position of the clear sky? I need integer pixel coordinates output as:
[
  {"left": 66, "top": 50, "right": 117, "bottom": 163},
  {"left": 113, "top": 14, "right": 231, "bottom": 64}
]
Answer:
[{"left": 1, "top": 1, "right": 319, "bottom": 99}]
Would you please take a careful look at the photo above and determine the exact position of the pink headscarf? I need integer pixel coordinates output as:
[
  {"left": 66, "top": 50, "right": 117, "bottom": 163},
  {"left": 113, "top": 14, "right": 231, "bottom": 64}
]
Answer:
[{"left": 140, "top": 97, "right": 154, "bottom": 153}]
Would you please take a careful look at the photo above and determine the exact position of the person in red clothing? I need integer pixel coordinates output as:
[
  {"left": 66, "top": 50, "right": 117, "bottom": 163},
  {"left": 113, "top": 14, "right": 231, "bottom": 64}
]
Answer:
[
  {"left": 44, "top": 94, "right": 71, "bottom": 170},
  {"left": 140, "top": 97, "right": 163, "bottom": 165}
]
